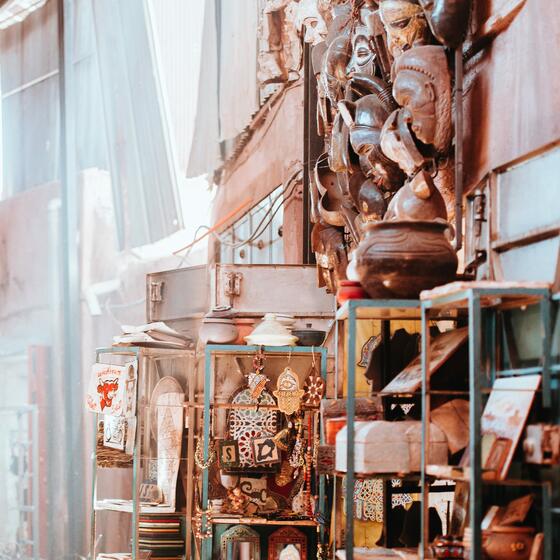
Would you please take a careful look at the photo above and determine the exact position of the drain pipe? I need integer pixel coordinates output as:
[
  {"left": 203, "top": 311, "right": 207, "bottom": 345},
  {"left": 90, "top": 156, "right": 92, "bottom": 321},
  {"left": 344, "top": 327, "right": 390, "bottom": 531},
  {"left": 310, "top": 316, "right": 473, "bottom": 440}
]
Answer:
[{"left": 454, "top": 45, "right": 464, "bottom": 252}]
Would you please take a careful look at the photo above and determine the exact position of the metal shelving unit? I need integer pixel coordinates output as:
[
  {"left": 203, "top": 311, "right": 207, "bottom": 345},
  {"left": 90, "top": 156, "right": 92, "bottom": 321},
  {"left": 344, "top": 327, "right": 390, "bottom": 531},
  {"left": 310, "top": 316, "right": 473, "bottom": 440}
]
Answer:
[
  {"left": 420, "top": 284, "right": 554, "bottom": 560},
  {"left": 200, "top": 344, "right": 328, "bottom": 560},
  {"left": 334, "top": 299, "right": 424, "bottom": 560},
  {"left": 90, "top": 346, "right": 196, "bottom": 560}
]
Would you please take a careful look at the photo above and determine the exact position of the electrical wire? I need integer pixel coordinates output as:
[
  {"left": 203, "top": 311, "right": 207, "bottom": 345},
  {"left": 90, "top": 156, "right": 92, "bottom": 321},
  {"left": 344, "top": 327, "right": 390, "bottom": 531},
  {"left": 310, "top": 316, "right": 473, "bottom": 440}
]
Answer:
[
  {"left": 214, "top": 169, "right": 302, "bottom": 249},
  {"left": 173, "top": 167, "right": 303, "bottom": 257}
]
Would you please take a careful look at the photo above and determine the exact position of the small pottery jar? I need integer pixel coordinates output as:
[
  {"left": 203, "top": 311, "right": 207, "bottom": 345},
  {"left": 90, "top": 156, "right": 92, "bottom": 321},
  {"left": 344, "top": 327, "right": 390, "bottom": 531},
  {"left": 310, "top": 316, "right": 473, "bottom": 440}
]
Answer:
[
  {"left": 326, "top": 417, "right": 346, "bottom": 445},
  {"left": 430, "top": 535, "right": 464, "bottom": 559},
  {"left": 232, "top": 318, "right": 255, "bottom": 345},
  {"left": 355, "top": 220, "right": 457, "bottom": 299},
  {"left": 199, "top": 318, "right": 238, "bottom": 345},
  {"left": 482, "top": 526, "right": 535, "bottom": 560},
  {"left": 336, "top": 280, "right": 368, "bottom": 305}
]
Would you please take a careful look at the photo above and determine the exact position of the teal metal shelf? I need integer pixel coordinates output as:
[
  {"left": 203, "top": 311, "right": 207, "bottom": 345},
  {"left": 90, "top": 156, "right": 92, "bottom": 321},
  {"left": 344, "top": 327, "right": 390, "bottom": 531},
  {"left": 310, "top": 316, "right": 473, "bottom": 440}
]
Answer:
[
  {"left": 334, "top": 299, "right": 422, "bottom": 560},
  {"left": 420, "top": 285, "right": 553, "bottom": 560},
  {"left": 200, "top": 344, "right": 329, "bottom": 560}
]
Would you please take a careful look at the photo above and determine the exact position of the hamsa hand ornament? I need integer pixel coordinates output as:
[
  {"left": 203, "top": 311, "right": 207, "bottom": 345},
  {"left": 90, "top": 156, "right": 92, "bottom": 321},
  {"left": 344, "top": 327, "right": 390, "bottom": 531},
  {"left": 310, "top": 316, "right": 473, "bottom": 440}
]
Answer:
[{"left": 274, "top": 367, "right": 305, "bottom": 415}]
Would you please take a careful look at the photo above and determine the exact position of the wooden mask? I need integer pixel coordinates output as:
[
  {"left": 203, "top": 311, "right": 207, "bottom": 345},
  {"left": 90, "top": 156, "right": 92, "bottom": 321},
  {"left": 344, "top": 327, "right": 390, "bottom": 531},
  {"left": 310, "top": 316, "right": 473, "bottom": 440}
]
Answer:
[
  {"left": 347, "top": 24, "right": 377, "bottom": 76},
  {"left": 418, "top": 0, "right": 472, "bottom": 48},
  {"left": 393, "top": 45, "right": 452, "bottom": 153},
  {"left": 339, "top": 95, "right": 405, "bottom": 191},
  {"left": 380, "top": 108, "right": 427, "bottom": 176},
  {"left": 379, "top": 0, "right": 431, "bottom": 58}
]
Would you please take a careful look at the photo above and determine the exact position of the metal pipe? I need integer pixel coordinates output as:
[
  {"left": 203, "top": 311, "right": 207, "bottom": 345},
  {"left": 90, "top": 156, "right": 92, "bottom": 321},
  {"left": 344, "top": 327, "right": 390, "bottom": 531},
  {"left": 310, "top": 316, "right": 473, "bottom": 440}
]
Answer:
[{"left": 455, "top": 46, "right": 464, "bottom": 252}]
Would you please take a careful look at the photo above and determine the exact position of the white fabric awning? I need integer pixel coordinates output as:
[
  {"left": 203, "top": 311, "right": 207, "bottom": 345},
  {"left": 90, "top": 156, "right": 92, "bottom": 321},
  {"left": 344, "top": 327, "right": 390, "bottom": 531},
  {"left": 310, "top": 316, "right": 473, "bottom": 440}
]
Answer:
[{"left": 0, "top": 0, "right": 48, "bottom": 30}]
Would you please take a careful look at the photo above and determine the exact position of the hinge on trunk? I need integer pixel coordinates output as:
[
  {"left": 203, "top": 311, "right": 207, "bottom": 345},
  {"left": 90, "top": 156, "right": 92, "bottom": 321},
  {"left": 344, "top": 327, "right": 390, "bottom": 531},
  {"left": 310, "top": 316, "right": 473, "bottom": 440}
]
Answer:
[
  {"left": 224, "top": 272, "right": 243, "bottom": 307},
  {"left": 150, "top": 280, "right": 165, "bottom": 303}
]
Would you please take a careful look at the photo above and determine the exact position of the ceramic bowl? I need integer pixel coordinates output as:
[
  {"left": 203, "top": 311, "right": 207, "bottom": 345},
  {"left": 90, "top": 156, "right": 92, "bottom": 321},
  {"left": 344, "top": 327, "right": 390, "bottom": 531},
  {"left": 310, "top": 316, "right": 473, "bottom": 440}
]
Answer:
[
  {"left": 292, "top": 327, "right": 326, "bottom": 347},
  {"left": 482, "top": 526, "right": 535, "bottom": 560},
  {"left": 336, "top": 280, "right": 368, "bottom": 305},
  {"left": 199, "top": 318, "right": 238, "bottom": 345}
]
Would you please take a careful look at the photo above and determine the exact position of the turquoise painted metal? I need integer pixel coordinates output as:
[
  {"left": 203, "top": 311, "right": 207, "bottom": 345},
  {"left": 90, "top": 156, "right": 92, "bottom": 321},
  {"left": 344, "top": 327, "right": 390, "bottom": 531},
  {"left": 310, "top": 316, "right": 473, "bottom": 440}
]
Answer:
[
  {"left": 420, "top": 286, "right": 553, "bottom": 560},
  {"left": 201, "top": 344, "right": 329, "bottom": 560}
]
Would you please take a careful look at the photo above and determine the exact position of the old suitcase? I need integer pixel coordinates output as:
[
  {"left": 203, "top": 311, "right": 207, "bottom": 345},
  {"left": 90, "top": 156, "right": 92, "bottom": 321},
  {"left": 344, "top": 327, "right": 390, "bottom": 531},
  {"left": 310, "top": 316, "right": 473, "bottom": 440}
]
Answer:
[{"left": 335, "top": 420, "right": 448, "bottom": 474}]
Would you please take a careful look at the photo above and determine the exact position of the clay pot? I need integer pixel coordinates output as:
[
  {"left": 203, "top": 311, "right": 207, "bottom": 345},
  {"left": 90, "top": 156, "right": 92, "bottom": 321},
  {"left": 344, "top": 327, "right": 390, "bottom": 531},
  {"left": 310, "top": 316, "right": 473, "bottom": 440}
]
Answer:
[
  {"left": 326, "top": 418, "right": 346, "bottom": 445},
  {"left": 292, "top": 324, "right": 327, "bottom": 347},
  {"left": 336, "top": 280, "right": 368, "bottom": 305},
  {"left": 199, "top": 318, "right": 238, "bottom": 345},
  {"left": 232, "top": 318, "right": 255, "bottom": 345},
  {"left": 355, "top": 220, "right": 457, "bottom": 299},
  {"left": 482, "top": 526, "right": 535, "bottom": 560}
]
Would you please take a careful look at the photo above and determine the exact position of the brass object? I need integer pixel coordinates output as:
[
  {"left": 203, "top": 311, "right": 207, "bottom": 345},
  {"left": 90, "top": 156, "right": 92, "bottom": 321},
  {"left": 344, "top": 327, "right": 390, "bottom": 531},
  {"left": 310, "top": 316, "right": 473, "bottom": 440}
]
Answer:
[
  {"left": 274, "top": 367, "right": 305, "bottom": 416},
  {"left": 195, "top": 438, "right": 216, "bottom": 470}
]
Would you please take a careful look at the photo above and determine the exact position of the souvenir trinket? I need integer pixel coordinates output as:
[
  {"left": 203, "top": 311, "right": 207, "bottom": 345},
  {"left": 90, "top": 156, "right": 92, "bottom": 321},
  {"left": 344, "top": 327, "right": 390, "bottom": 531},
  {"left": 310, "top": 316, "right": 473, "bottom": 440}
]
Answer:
[
  {"left": 218, "top": 440, "right": 240, "bottom": 469},
  {"left": 274, "top": 366, "right": 305, "bottom": 415},
  {"left": 247, "top": 348, "right": 269, "bottom": 399},
  {"left": 103, "top": 415, "right": 127, "bottom": 450},
  {"left": 317, "top": 445, "right": 336, "bottom": 475},
  {"left": 86, "top": 361, "right": 137, "bottom": 416},
  {"left": 195, "top": 438, "right": 216, "bottom": 470},
  {"left": 289, "top": 417, "right": 306, "bottom": 468},
  {"left": 523, "top": 423, "right": 560, "bottom": 465},
  {"left": 273, "top": 427, "right": 292, "bottom": 451},
  {"left": 225, "top": 487, "right": 250, "bottom": 514},
  {"left": 303, "top": 374, "right": 325, "bottom": 408},
  {"left": 275, "top": 461, "right": 296, "bottom": 487},
  {"left": 228, "top": 387, "right": 279, "bottom": 469},
  {"left": 252, "top": 436, "right": 281, "bottom": 465},
  {"left": 268, "top": 527, "right": 308, "bottom": 560}
]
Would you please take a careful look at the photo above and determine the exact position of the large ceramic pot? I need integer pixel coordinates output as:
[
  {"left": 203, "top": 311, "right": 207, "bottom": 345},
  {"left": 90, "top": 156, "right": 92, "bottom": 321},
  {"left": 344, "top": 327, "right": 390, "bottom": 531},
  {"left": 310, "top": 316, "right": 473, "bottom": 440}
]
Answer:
[
  {"left": 482, "top": 526, "right": 535, "bottom": 560},
  {"left": 355, "top": 220, "right": 457, "bottom": 299}
]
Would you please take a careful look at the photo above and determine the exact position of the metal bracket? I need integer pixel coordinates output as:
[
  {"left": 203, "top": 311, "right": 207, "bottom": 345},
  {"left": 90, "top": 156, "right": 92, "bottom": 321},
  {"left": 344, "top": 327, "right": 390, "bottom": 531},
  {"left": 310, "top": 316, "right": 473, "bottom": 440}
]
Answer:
[
  {"left": 149, "top": 280, "right": 165, "bottom": 303},
  {"left": 224, "top": 272, "right": 243, "bottom": 307}
]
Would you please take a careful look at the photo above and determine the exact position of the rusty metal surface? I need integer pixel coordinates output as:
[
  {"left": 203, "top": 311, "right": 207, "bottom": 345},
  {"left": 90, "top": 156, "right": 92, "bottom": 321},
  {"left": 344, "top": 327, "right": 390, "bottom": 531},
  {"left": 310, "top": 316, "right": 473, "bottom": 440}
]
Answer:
[
  {"left": 463, "top": 0, "right": 560, "bottom": 193},
  {"left": 211, "top": 83, "right": 305, "bottom": 233}
]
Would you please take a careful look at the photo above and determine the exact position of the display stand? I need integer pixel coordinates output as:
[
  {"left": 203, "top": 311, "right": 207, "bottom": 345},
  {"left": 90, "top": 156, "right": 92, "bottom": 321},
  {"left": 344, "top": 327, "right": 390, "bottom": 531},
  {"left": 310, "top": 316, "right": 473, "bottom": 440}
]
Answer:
[
  {"left": 420, "top": 283, "right": 554, "bottom": 560},
  {"left": 334, "top": 299, "right": 425, "bottom": 559},
  {"left": 200, "top": 344, "right": 328, "bottom": 560},
  {"left": 90, "top": 346, "right": 196, "bottom": 560}
]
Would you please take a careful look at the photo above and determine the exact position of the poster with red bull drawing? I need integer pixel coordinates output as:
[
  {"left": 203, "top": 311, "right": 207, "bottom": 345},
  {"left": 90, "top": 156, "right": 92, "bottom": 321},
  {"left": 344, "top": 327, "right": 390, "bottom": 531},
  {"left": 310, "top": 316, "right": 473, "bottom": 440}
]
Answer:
[{"left": 85, "top": 361, "right": 137, "bottom": 417}]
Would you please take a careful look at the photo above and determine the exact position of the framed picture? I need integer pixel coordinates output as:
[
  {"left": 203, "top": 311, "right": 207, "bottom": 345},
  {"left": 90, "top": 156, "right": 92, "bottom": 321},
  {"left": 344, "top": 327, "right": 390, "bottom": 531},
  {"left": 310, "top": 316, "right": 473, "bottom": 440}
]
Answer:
[
  {"left": 252, "top": 437, "right": 281, "bottom": 464},
  {"left": 219, "top": 440, "right": 240, "bottom": 469}
]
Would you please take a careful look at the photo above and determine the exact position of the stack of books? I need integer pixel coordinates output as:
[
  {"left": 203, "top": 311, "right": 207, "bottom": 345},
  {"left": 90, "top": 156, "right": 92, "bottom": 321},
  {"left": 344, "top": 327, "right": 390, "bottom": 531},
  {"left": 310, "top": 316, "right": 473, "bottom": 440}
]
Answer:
[
  {"left": 139, "top": 514, "right": 184, "bottom": 559},
  {"left": 113, "top": 322, "right": 191, "bottom": 349}
]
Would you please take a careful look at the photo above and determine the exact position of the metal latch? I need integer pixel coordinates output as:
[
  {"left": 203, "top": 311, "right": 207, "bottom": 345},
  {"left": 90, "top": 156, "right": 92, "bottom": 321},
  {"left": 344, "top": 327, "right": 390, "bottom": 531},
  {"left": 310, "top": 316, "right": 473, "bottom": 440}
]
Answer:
[
  {"left": 224, "top": 272, "right": 243, "bottom": 307},
  {"left": 149, "top": 280, "right": 165, "bottom": 303}
]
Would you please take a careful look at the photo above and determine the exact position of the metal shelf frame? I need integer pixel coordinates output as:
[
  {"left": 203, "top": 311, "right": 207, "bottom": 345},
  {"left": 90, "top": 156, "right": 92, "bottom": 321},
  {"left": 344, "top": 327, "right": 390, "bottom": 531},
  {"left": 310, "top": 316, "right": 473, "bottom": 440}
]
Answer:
[
  {"left": 334, "top": 299, "right": 421, "bottom": 560},
  {"left": 420, "top": 286, "right": 553, "bottom": 560},
  {"left": 201, "top": 344, "right": 329, "bottom": 560},
  {"left": 90, "top": 346, "right": 195, "bottom": 560}
]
